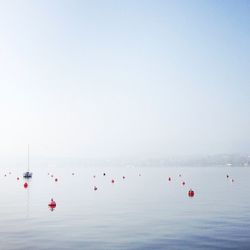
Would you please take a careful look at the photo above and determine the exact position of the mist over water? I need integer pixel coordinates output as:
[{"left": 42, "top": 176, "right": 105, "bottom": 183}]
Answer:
[{"left": 0, "top": 1, "right": 250, "bottom": 249}]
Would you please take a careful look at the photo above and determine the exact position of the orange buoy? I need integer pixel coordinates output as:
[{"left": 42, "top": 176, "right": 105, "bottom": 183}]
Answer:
[
  {"left": 94, "top": 186, "right": 98, "bottom": 191},
  {"left": 24, "top": 182, "right": 28, "bottom": 188},
  {"left": 111, "top": 179, "right": 115, "bottom": 183},
  {"left": 188, "top": 189, "right": 194, "bottom": 197},
  {"left": 55, "top": 178, "right": 58, "bottom": 182}
]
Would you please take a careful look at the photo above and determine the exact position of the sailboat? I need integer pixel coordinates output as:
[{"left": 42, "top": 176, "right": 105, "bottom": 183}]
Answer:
[{"left": 23, "top": 144, "right": 33, "bottom": 178}]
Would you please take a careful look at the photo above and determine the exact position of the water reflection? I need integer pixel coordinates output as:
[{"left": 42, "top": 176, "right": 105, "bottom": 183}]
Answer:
[
  {"left": 48, "top": 206, "right": 56, "bottom": 212},
  {"left": 24, "top": 178, "right": 32, "bottom": 218}
]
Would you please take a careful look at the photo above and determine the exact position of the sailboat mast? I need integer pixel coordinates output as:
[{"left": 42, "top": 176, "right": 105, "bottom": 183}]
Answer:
[{"left": 28, "top": 144, "right": 29, "bottom": 172}]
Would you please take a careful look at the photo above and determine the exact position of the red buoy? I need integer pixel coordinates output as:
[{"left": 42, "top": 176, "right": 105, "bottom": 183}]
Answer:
[
  {"left": 55, "top": 178, "right": 58, "bottom": 182},
  {"left": 111, "top": 179, "right": 115, "bottom": 183},
  {"left": 94, "top": 186, "right": 98, "bottom": 191},
  {"left": 24, "top": 182, "right": 28, "bottom": 188},
  {"left": 188, "top": 189, "right": 194, "bottom": 197},
  {"left": 48, "top": 198, "right": 56, "bottom": 208}
]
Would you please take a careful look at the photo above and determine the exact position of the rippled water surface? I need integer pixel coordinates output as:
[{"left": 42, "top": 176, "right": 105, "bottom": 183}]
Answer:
[{"left": 0, "top": 166, "right": 250, "bottom": 250}]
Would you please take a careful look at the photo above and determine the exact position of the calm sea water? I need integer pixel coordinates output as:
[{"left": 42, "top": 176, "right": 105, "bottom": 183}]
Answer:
[{"left": 0, "top": 166, "right": 250, "bottom": 250}]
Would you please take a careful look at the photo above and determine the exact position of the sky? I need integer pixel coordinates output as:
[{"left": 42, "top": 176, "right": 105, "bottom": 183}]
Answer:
[{"left": 0, "top": 0, "right": 249, "bottom": 159}]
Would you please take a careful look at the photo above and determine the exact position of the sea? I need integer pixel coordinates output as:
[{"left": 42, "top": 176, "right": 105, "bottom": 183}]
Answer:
[{"left": 0, "top": 165, "right": 250, "bottom": 250}]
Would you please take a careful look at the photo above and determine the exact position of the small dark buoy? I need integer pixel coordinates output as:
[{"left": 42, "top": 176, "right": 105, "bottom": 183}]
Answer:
[
  {"left": 4, "top": 174, "right": 6, "bottom": 177},
  {"left": 17, "top": 177, "right": 20, "bottom": 180},
  {"left": 122, "top": 176, "right": 126, "bottom": 179},
  {"left": 188, "top": 189, "right": 194, "bottom": 197},
  {"left": 24, "top": 182, "right": 28, "bottom": 188},
  {"left": 179, "top": 174, "right": 181, "bottom": 177},
  {"left": 231, "top": 179, "right": 234, "bottom": 182},
  {"left": 111, "top": 179, "right": 115, "bottom": 183},
  {"left": 72, "top": 173, "right": 75, "bottom": 176},
  {"left": 168, "top": 177, "right": 171, "bottom": 181},
  {"left": 55, "top": 178, "right": 58, "bottom": 182},
  {"left": 103, "top": 173, "right": 106, "bottom": 176},
  {"left": 93, "top": 175, "right": 96, "bottom": 178},
  {"left": 139, "top": 174, "right": 141, "bottom": 177},
  {"left": 226, "top": 174, "right": 229, "bottom": 178},
  {"left": 94, "top": 186, "right": 98, "bottom": 191},
  {"left": 51, "top": 175, "right": 53, "bottom": 178},
  {"left": 182, "top": 181, "right": 185, "bottom": 186}
]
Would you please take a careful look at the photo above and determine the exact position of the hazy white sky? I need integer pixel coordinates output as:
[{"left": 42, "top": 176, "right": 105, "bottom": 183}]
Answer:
[{"left": 0, "top": 0, "right": 249, "bottom": 158}]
